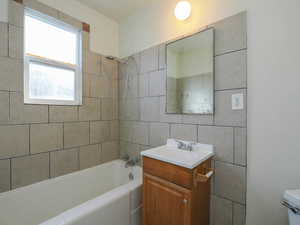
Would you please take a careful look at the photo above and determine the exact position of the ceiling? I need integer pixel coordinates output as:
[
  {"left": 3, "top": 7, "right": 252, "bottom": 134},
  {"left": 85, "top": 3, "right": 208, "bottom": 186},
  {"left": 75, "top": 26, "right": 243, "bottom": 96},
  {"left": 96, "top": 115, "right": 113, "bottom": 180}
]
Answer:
[{"left": 76, "top": 0, "right": 155, "bottom": 22}]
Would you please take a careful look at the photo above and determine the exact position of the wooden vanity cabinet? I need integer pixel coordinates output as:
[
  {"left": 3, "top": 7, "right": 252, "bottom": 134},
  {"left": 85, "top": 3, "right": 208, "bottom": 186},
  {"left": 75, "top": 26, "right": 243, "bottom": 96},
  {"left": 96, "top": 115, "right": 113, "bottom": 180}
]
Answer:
[{"left": 143, "top": 156, "right": 212, "bottom": 225}]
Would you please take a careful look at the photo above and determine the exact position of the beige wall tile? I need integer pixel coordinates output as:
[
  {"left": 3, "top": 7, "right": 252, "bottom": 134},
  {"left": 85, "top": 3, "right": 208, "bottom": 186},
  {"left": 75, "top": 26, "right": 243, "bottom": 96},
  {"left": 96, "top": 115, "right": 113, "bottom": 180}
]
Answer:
[
  {"left": 215, "top": 50, "right": 247, "bottom": 90},
  {"left": 213, "top": 12, "right": 247, "bottom": 55},
  {"left": 120, "top": 121, "right": 134, "bottom": 142},
  {"left": 90, "top": 121, "right": 110, "bottom": 144},
  {"left": 119, "top": 74, "right": 138, "bottom": 98},
  {"left": 0, "top": 22, "right": 8, "bottom": 57},
  {"left": 10, "top": 92, "right": 48, "bottom": 124},
  {"left": 149, "top": 123, "right": 169, "bottom": 147},
  {"left": 8, "top": 25, "right": 23, "bottom": 59},
  {"left": 234, "top": 128, "right": 247, "bottom": 166},
  {"left": 8, "top": 0, "right": 24, "bottom": 27},
  {"left": 140, "top": 47, "right": 158, "bottom": 74},
  {"left": 0, "top": 57, "right": 23, "bottom": 91},
  {"left": 83, "top": 73, "right": 91, "bottom": 97},
  {"left": 170, "top": 124, "right": 197, "bottom": 142},
  {"left": 214, "top": 161, "right": 246, "bottom": 204},
  {"left": 119, "top": 98, "right": 140, "bottom": 121},
  {"left": 50, "top": 149, "right": 79, "bottom": 177},
  {"left": 214, "top": 89, "right": 247, "bottom": 127},
  {"left": 140, "top": 97, "right": 160, "bottom": 122},
  {"left": 110, "top": 120, "right": 119, "bottom": 141},
  {"left": 102, "top": 141, "right": 119, "bottom": 163},
  {"left": 102, "top": 56, "right": 118, "bottom": 80},
  {"left": 30, "top": 123, "right": 63, "bottom": 154},
  {"left": 233, "top": 203, "right": 246, "bottom": 225},
  {"left": 159, "top": 96, "right": 182, "bottom": 123},
  {"left": 0, "top": 91, "right": 9, "bottom": 123},
  {"left": 182, "top": 114, "right": 214, "bottom": 125},
  {"left": 101, "top": 98, "right": 113, "bottom": 120},
  {"left": 12, "top": 153, "right": 49, "bottom": 189},
  {"left": 120, "top": 141, "right": 140, "bottom": 159},
  {"left": 79, "top": 97, "right": 101, "bottom": 121},
  {"left": 49, "top": 105, "right": 78, "bottom": 123},
  {"left": 89, "top": 74, "right": 102, "bottom": 97},
  {"left": 133, "top": 122, "right": 149, "bottom": 145},
  {"left": 210, "top": 195, "right": 233, "bottom": 225},
  {"left": 158, "top": 44, "right": 166, "bottom": 70},
  {"left": 84, "top": 51, "right": 101, "bottom": 75},
  {"left": 198, "top": 126, "right": 234, "bottom": 163},
  {"left": 139, "top": 73, "right": 149, "bottom": 97},
  {"left": 149, "top": 70, "right": 165, "bottom": 96},
  {"left": 79, "top": 144, "right": 101, "bottom": 170},
  {"left": 100, "top": 76, "right": 113, "bottom": 98},
  {"left": 0, "top": 159, "right": 10, "bottom": 193},
  {"left": 112, "top": 98, "right": 118, "bottom": 120},
  {"left": 64, "top": 122, "right": 89, "bottom": 148},
  {"left": 89, "top": 75, "right": 113, "bottom": 98},
  {"left": 0, "top": 125, "right": 29, "bottom": 159}
]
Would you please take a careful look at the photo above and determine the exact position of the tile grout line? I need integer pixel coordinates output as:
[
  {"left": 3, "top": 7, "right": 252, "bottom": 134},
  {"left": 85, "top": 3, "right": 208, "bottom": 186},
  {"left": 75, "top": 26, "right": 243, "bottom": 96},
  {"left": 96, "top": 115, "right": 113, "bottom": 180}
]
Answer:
[
  {"left": 28, "top": 124, "right": 31, "bottom": 155},
  {"left": 48, "top": 152, "right": 51, "bottom": 179},
  {"left": 9, "top": 158, "right": 12, "bottom": 190},
  {"left": 233, "top": 127, "right": 235, "bottom": 164}
]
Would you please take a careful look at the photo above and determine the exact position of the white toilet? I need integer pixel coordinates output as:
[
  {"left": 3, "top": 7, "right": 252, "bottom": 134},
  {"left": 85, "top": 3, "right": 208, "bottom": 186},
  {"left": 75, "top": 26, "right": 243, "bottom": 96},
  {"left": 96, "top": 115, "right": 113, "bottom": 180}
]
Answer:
[{"left": 283, "top": 190, "right": 300, "bottom": 225}]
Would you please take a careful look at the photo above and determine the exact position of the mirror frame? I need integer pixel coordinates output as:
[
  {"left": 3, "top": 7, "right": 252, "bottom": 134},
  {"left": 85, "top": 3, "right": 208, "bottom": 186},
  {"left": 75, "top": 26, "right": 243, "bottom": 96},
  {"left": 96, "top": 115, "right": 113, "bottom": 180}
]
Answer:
[{"left": 165, "top": 27, "right": 215, "bottom": 115}]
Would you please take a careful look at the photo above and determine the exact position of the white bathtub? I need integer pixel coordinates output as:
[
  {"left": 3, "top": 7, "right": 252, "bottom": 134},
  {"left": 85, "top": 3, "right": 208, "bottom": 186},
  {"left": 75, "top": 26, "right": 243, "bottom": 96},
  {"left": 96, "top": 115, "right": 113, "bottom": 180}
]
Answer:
[{"left": 0, "top": 160, "right": 142, "bottom": 225}]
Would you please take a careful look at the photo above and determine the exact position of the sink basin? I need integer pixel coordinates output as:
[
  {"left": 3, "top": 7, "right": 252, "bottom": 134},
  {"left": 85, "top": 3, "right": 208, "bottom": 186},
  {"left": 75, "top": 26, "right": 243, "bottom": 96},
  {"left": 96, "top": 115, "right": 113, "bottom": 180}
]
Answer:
[{"left": 141, "top": 139, "right": 214, "bottom": 169}]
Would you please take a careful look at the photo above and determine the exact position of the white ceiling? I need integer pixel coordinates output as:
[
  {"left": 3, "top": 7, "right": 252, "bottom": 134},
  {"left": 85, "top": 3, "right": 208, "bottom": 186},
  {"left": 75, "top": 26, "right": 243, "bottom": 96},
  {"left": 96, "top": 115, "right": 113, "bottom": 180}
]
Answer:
[{"left": 76, "top": 0, "right": 155, "bottom": 22}]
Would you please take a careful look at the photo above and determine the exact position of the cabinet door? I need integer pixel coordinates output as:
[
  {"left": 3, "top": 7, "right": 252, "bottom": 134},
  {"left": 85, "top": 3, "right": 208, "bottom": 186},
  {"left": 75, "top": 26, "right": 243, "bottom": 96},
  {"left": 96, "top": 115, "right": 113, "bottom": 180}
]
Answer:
[{"left": 143, "top": 173, "right": 192, "bottom": 225}]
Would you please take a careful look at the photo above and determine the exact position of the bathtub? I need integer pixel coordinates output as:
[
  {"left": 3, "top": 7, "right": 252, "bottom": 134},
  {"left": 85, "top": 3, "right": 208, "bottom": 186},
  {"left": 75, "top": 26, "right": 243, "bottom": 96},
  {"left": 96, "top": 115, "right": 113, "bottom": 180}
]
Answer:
[{"left": 0, "top": 160, "right": 142, "bottom": 225}]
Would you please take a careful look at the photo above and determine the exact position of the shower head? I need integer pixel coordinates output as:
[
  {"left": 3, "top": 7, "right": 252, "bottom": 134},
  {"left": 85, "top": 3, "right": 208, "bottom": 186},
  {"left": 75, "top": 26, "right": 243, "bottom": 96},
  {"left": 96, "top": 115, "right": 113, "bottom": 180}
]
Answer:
[{"left": 105, "top": 55, "right": 135, "bottom": 64}]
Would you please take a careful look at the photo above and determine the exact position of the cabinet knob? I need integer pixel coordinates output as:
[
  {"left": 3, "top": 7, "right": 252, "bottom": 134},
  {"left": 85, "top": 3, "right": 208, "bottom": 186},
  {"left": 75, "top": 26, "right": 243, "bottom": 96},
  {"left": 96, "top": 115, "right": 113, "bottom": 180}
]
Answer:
[{"left": 183, "top": 199, "right": 188, "bottom": 204}]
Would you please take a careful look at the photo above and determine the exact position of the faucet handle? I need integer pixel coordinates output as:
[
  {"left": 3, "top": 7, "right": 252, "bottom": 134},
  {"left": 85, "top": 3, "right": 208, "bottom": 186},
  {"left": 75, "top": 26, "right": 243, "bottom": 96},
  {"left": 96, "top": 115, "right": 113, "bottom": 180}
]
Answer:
[
  {"left": 175, "top": 140, "right": 185, "bottom": 149},
  {"left": 188, "top": 142, "right": 196, "bottom": 151},
  {"left": 121, "top": 153, "right": 130, "bottom": 161},
  {"left": 134, "top": 156, "right": 140, "bottom": 164}
]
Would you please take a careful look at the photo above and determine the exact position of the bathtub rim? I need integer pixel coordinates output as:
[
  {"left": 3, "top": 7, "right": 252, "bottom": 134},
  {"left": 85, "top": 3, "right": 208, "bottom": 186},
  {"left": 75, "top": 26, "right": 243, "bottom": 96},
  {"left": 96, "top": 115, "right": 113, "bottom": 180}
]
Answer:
[
  {"left": 40, "top": 177, "right": 142, "bottom": 225},
  {"left": 0, "top": 159, "right": 140, "bottom": 197}
]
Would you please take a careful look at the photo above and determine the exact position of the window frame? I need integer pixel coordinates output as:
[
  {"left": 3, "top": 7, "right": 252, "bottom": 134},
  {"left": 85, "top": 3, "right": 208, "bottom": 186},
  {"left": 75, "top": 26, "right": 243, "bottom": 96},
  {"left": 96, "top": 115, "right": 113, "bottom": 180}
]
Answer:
[{"left": 24, "top": 8, "right": 83, "bottom": 106}]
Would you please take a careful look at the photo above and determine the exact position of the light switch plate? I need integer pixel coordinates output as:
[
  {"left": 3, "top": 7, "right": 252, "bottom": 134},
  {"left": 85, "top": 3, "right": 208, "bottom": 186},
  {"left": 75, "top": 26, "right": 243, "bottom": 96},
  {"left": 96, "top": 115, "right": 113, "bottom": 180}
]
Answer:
[{"left": 232, "top": 93, "right": 244, "bottom": 110}]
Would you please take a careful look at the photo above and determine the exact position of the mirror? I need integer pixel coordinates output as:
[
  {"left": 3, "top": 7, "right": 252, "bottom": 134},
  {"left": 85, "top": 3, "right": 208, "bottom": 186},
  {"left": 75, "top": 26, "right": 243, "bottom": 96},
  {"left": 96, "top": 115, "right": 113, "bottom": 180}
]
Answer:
[{"left": 166, "top": 28, "right": 214, "bottom": 114}]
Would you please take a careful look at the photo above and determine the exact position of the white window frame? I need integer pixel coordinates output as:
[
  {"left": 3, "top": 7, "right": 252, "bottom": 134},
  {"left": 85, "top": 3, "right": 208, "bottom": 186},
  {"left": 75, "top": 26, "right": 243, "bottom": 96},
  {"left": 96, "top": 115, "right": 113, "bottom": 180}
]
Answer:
[{"left": 24, "top": 8, "right": 83, "bottom": 105}]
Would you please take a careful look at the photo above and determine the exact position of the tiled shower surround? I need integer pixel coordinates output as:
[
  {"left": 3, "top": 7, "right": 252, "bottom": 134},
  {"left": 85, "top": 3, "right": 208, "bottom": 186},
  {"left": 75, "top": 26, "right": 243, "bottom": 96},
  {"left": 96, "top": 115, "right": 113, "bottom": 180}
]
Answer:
[
  {"left": 0, "top": 1, "right": 119, "bottom": 192},
  {"left": 119, "top": 12, "right": 247, "bottom": 225}
]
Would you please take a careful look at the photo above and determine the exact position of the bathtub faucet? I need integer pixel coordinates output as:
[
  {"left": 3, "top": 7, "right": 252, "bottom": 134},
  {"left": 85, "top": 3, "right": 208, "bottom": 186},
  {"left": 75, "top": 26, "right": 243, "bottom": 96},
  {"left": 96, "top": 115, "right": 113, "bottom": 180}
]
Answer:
[
  {"left": 125, "top": 157, "right": 140, "bottom": 168},
  {"left": 121, "top": 154, "right": 140, "bottom": 168},
  {"left": 121, "top": 154, "right": 130, "bottom": 161}
]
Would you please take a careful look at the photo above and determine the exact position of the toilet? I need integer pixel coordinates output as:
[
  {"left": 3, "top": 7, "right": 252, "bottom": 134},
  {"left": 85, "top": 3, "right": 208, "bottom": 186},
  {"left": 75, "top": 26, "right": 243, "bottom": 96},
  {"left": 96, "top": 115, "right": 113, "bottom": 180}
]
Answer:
[{"left": 283, "top": 190, "right": 300, "bottom": 225}]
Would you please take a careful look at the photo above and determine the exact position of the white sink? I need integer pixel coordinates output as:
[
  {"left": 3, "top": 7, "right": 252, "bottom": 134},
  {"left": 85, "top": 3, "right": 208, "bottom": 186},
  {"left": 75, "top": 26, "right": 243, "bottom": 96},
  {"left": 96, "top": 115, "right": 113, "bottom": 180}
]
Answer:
[{"left": 141, "top": 139, "right": 214, "bottom": 169}]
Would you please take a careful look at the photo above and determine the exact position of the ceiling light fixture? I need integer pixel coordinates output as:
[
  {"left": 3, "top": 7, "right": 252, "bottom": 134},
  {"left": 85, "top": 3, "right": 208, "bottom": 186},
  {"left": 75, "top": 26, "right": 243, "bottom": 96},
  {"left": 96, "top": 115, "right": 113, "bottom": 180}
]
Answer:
[{"left": 174, "top": 1, "right": 192, "bottom": 21}]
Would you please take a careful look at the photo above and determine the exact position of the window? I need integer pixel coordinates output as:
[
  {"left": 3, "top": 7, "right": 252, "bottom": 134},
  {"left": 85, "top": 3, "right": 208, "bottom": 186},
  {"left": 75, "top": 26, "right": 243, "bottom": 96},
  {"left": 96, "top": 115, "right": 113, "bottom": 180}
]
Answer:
[{"left": 24, "top": 8, "right": 82, "bottom": 105}]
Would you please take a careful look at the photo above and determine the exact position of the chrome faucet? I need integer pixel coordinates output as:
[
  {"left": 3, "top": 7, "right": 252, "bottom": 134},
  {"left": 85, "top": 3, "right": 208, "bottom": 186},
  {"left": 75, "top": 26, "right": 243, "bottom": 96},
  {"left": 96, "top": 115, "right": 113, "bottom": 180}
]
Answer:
[
  {"left": 175, "top": 140, "right": 195, "bottom": 151},
  {"left": 121, "top": 154, "right": 130, "bottom": 161},
  {"left": 121, "top": 154, "right": 140, "bottom": 167}
]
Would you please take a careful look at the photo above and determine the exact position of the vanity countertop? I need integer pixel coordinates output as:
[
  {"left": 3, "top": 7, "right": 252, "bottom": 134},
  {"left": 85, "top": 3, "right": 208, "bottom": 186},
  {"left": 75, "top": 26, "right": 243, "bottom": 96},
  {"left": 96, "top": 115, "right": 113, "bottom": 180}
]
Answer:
[{"left": 141, "top": 140, "right": 214, "bottom": 169}]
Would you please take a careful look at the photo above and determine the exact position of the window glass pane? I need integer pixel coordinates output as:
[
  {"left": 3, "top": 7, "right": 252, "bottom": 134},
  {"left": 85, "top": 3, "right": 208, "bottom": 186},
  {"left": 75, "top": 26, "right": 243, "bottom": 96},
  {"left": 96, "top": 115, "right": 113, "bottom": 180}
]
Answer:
[
  {"left": 25, "top": 14, "right": 77, "bottom": 64},
  {"left": 29, "top": 63, "right": 75, "bottom": 101}
]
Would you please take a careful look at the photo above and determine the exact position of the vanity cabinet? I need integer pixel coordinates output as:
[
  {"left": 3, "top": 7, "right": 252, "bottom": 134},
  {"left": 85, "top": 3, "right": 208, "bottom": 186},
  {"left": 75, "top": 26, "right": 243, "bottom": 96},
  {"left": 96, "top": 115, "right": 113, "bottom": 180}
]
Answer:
[{"left": 143, "top": 156, "right": 213, "bottom": 225}]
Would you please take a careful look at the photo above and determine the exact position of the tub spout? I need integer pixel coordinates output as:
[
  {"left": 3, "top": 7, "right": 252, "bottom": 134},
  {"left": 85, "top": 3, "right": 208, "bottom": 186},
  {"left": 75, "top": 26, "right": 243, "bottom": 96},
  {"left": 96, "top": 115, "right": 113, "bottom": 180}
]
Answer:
[{"left": 125, "top": 157, "right": 140, "bottom": 168}]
